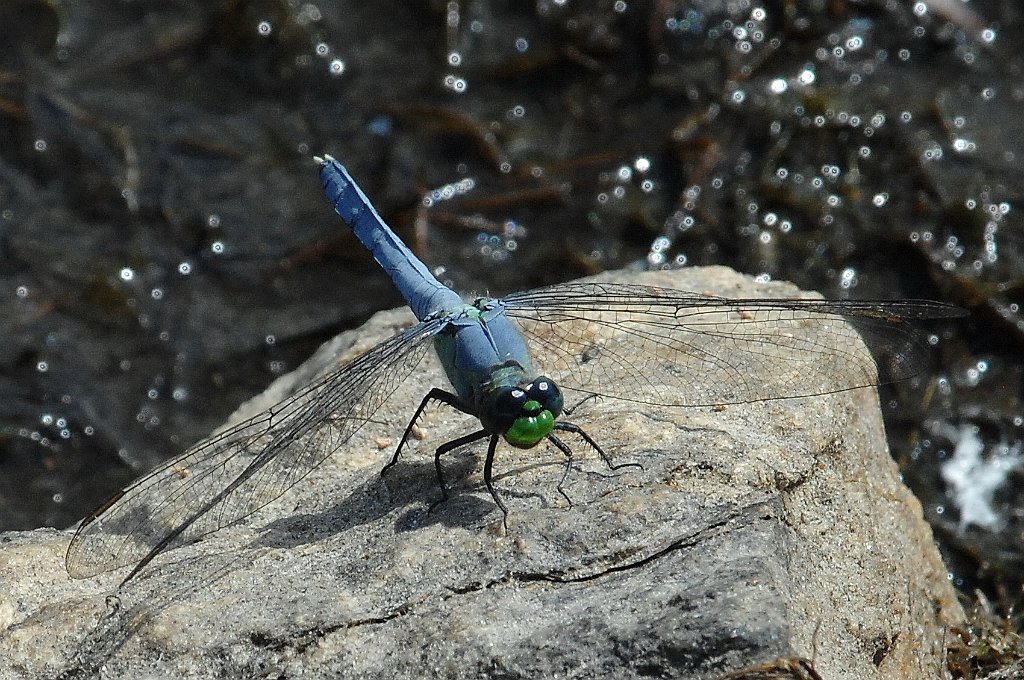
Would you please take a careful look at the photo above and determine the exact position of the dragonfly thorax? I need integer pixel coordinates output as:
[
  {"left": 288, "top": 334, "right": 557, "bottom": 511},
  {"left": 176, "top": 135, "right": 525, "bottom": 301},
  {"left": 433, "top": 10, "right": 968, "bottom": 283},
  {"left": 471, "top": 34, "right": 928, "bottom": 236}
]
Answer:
[{"left": 477, "top": 374, "right": 564, "bottom": 449}]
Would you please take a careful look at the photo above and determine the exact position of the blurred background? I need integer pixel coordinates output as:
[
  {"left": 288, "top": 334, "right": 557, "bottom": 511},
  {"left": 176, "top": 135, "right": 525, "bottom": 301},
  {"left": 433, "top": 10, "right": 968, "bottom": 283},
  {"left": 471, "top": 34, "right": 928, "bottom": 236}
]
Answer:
[{"left": 1, "top": 0, "right": 1021, "bottom": 670}]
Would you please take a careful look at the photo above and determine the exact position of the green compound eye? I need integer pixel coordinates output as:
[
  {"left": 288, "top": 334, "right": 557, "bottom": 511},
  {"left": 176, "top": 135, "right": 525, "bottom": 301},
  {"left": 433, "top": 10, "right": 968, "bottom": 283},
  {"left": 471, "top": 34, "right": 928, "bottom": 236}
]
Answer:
[{"left": 503, "top": 400, "right": 555, "bottom": 449}]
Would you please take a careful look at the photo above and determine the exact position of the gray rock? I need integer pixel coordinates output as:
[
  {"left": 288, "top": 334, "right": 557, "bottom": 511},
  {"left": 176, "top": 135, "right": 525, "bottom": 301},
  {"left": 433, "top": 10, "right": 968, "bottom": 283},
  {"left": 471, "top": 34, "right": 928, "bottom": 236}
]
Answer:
[{"left": 0, "top": 267, "right": 963, "bottom": 679}]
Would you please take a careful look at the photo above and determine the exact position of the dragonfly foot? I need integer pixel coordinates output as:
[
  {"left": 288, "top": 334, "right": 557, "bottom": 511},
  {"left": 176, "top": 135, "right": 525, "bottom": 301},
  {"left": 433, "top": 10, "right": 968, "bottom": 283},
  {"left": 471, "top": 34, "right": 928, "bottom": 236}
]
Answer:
[
  {"left": 609, "top": 460, "right": 644, "bottom": 472},
  {"left": 427, "top": 495, "right": 449, "bottom": 516},
  {"left": 555, "top": 483, "right": 574, "bottom": 508},
  {"left": 380, "top": 458, "right": 399, "bottom": 477}
]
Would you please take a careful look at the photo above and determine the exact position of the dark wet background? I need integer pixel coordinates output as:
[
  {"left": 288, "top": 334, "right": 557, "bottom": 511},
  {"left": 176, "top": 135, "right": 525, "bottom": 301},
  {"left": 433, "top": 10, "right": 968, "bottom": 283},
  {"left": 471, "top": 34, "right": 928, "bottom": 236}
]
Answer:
[{"left": 1, "top": 0, "right": 1021, "bottom": 635}]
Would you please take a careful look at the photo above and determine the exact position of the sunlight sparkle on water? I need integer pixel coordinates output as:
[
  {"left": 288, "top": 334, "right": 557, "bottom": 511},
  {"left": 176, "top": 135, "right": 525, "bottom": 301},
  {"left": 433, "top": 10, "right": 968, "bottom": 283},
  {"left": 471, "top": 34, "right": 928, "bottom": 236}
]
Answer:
[
  {"left": 941, "top": 424, "right": 1022, "bottom": 531},
  {"left": 422, "top": 178, "right": 475, "bottom": 208},
  {"left": 839, "top": 267, "right": 858, "bottom": 289},
  {"left": 443, "top": 74, "right": 467, "bottom": 92}
]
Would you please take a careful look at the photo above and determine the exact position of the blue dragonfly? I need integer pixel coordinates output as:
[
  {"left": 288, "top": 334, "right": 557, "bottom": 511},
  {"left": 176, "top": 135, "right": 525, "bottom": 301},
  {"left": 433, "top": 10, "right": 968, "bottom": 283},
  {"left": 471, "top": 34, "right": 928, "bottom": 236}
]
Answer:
[{"left": 66, "top": 156, "right": 966, "bottom": 583}]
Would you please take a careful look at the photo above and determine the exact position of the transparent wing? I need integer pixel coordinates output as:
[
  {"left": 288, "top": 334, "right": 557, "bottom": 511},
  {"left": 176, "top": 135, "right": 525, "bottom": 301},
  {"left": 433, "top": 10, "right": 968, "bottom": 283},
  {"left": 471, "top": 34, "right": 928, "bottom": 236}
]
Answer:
[
  {"left": 502, "top": 281, "right": 965, "bottom": 408},
  {"left": 66, "top": 317, "right": 445, "bottom": 579}
]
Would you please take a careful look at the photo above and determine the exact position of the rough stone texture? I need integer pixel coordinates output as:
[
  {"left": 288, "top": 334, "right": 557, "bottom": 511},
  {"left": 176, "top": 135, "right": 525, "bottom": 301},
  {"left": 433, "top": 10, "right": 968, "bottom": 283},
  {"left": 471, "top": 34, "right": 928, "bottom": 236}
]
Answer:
[{"left": 0, "top": 267, "right": 963, "bottom": 679}]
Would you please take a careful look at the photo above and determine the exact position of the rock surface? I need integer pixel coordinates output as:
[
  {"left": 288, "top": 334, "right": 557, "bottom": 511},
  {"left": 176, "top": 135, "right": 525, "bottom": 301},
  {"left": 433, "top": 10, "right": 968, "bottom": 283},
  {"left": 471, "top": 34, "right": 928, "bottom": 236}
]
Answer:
[{"left": 0, "top": 267, "right": 963, "bottom": 679}]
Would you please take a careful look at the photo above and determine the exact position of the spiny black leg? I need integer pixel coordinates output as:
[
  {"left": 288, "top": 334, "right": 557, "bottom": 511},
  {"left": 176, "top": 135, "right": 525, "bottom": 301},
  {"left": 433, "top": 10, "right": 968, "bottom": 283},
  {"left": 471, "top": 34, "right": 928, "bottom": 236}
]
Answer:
[
  {"left": 545, "top": 433, "right": 575, "bottom": 507},
  {"left": 562, "top": 393, "right": 599, "bottom": 416},
  {"left": 481, "top": 435, "right": 509, "bottom": 531},
  {"left": 553, "top": 421, "right": 643, "bottom": 472},
  {"left": 382, "top": 388, "right": 472, "bottom": 476},
  {"left": 427, "top": 429, "right": 489, "bottom": 513}
]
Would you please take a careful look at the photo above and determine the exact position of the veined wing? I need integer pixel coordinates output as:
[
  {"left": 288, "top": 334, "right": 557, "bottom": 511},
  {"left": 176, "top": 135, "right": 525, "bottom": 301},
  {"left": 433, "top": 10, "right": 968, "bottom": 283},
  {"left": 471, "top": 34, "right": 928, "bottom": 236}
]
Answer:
[
  {"left": 66, "top": 317, "right": 445, "bottom": 580},
  {"left": 502, "top": 281, "right": 966, "bottom": 408}
]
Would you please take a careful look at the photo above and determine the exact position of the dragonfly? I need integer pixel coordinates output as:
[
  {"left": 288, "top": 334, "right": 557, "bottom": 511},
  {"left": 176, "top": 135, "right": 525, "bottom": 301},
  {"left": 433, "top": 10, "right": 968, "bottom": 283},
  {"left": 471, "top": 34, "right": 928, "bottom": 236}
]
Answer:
[{"left": 65, "top": 155, "right": 967, "bottom": 583}]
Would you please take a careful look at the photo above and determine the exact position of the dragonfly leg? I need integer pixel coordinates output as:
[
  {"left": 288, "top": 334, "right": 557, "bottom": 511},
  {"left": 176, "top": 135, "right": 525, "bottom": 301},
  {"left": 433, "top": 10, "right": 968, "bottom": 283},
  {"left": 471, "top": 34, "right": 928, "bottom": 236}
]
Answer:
[
  {"left": 562, "top": 393, "right": 600, "bottom": 417},
  {"left": 481, "top": 434, "right": 510, "bottom": 531},
  {"left": 427, "top": 429, "right": 489, "bottom": 512},
  {"left": 553, "top": 421, "right": 643, "bottom": 472},
  {"left": 382, "top": 388, "right": 471, "bottom": 476},
  {"left": 545, "top": 433, "right": 575, "bottom": 507}
]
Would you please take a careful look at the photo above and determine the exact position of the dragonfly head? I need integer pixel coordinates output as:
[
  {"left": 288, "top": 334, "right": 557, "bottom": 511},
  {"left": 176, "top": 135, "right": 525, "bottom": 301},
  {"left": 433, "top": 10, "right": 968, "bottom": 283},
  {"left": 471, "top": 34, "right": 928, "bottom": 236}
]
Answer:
[{"left": 479, "top": 377, "right": 563, "bottom": 449}]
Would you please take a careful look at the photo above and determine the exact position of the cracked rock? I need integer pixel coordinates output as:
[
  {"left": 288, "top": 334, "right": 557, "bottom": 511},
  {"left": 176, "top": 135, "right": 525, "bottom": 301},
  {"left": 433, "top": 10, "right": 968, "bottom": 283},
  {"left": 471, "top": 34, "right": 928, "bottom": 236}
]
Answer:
[{"left": 0, "top": 267, "right": 963, "bottom": 679}]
